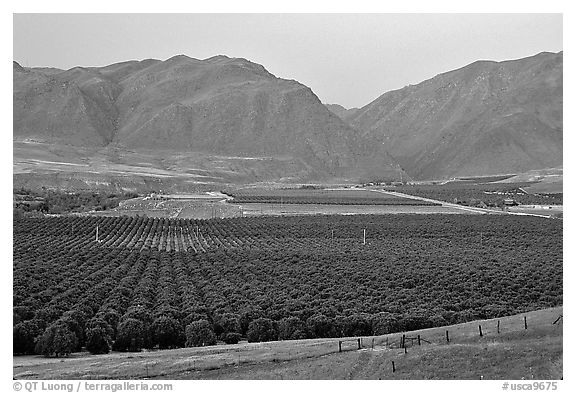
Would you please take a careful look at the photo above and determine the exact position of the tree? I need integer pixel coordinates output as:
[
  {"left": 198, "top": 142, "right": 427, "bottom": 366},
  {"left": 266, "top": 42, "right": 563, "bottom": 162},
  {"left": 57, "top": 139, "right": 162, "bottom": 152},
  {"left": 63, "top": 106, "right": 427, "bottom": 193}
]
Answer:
[
  {"left": 13, "top": 320, "right": 43, "bottom": 355},
  {"left": 185, "top": 320, "right": 216, "bottom": 347},
  {"left": 33, "top": 306, "right": 61, "bottom": 330},
  {"left": 239, "top": 308, "right": 264, "bottom": 336},
  {"left": 13, "top": 305, "right": 34, "bottom": 326},
  {"left": 182, "top": 312, "right": 211, "bottom": 328},
  {"left": 398, "top": 311, "right": 434, "bottom": 331},
  {"left": 371, "top": 312, "right": 400, "bottom": 335},
  {"left": 306, "top": 314, "right": 338, "bottom": 338},
  {"left": 86, "top": 326, "right": 111, "bottom": 354},
  {"left": 96, "top": 309, "right": 121, "bottom": 340},
  {"left": 152, "top": 316, "right": 184, "bottom": 349},
  {"left": 247, "top": 318, "right": 277, "bottom": 343},
  {"left": 114, "top": 318, "right": 145, "bottom": 352},
  {"left": 122, "top": 306, "right": 153, "bottom": 348},
  {"left": 213, "top": 313, "right": 240, "bottom": 337},
  {"left": 85, "top": 318, "right": 113, "bottom": 354},
  {"left": 341, "top": 313, "right": 372, "bottom": 337},
  {"left": 60, "top": 310, "right": 90, "bottom": 351},
  {"left": 222, "top": 332, "right": 242, "bottom": 344},
  {"left": 278, "top": 317, "right": 306, "bottom": 340},
  {"left": 35, "top": 322, "right": 77, "bottom": 357}
]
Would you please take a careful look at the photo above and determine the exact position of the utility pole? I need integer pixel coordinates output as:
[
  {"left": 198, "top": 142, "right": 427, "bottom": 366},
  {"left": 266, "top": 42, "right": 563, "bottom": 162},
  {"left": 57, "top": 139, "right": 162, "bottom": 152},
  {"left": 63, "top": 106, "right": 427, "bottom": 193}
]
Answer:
[
  {"left": 96, "top": 225, "right": 100, "bottom": 243},
  {"left": 363, "top": 229, "right": 366, "bottom": 245}
]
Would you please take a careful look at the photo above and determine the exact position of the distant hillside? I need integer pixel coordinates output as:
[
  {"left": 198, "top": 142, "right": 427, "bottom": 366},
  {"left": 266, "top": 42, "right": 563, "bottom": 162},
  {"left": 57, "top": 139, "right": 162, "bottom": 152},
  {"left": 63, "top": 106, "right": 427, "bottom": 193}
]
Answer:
[
  {"left": 13, "top": 56, "right": 402, "bottom": 185},
  {"left": 346, "top": 52, "right": 563, "bottom": 180}
]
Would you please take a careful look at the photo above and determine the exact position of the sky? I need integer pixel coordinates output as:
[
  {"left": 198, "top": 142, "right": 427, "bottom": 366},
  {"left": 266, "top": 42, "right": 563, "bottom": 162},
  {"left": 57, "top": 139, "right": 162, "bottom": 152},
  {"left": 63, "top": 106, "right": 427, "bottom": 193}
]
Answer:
[{"left": 13, "top": 13, "right": 563, "bottom": 109}]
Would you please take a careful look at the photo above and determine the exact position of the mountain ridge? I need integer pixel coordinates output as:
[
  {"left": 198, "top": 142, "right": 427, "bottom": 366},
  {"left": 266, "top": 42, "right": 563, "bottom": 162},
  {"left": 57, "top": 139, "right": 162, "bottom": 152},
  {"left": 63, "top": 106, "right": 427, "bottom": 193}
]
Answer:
[
  {"left": 13, "top": 51, "right": 562, "bottom": 187},
  {"left": 13, "top": 55, "right": 403, "bottom": 187},
  {"left": 345, "top": 51, "right": 562, "bottom": 179}
]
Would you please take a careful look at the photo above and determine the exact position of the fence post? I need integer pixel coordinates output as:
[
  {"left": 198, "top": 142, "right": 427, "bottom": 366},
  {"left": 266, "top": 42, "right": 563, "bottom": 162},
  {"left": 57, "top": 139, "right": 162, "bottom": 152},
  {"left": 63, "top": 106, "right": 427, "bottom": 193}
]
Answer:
[
  {"left": 372, "top": 338, "right": 375, "bottom": 350},
  {"left": 497, "top": 320, "right": 500, "bottom": 334},
  {"left": 404, "top": 346, "right": 407, "bottom": 354},
  {"left": 358, "top": 338, "right": 361, "bottom": 350},
  {"left": 446, "top": 330, "right": 450, "bottom": 343},
  {"left": 339, "top": 341, "right": 342, "bottom": 353},
  {"left": 418, "top": 335, "right": 421, "bottom": 346},
  {"left": 524, "top": 316, "right": 528, "bottom": 330},
  {"left": 402, "top": 334, "right": 406, "bottom": 348},
  {"left": 479, "top": 325, "right": 483, "bottom": 337},
  {"left": 392, "top": 361, "right": 395, "bottom": 373},
  {"left": 553, "top": 315, "right": 563, "bottom": 325}
]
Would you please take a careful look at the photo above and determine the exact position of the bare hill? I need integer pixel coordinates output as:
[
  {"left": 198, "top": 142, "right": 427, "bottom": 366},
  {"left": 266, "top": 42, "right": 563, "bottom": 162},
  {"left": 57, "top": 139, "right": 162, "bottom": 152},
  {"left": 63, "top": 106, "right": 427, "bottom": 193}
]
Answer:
[
  {"left": 13, "top": 56, "right": 401, "bottom": 186},
  {"left": 346, "top": 52, "right": 563, "bottom": 180}
]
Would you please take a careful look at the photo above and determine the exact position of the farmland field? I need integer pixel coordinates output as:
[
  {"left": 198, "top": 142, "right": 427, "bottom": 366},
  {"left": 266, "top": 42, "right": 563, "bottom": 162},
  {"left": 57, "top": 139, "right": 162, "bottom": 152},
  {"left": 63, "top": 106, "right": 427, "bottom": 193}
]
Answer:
[
  {"left": 226, "top": 188, "right": 441, "bottom": 205},
  {"left": 13, "top": 214, "right": 562, "bottom": 358},
  {"left": 238, "top": 203, "right": 468, "bottom": 216},
  {"left": 385, "top": 182, "right": 563, "bottom": 206}
]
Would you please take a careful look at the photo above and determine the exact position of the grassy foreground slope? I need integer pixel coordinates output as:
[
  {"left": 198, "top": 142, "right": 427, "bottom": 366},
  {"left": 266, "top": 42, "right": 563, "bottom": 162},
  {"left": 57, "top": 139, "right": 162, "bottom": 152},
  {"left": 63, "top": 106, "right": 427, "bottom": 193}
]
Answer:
[{"left": 14, "top": 307, "right": 562, "bottom": 380}]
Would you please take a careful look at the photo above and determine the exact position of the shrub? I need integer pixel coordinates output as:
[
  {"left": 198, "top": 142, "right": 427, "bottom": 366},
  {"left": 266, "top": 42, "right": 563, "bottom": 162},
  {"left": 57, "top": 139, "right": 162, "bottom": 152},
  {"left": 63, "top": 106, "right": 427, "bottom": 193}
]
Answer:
[
  {"left": 222, "top": 332, "right": 242, "bottom": 344},
  {"left": 185, "top": 320, "right": 216, "bottom": 347},
  {"left": 35, "top": 322, "right": 77, "bottom": 357},
  {"left": 113, "top": 318, "right": 145, "bottom": 352},
  {"left": 247, "top": 318, "right": 277, "bottom": 343}
]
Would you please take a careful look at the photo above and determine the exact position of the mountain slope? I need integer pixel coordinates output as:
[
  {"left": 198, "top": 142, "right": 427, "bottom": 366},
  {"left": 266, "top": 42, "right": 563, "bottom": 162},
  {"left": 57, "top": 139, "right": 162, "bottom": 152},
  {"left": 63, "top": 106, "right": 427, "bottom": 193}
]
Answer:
[
  {"left": 346, "top": 52, "right": 563, "bottom": 180},
  {"left": 325, "top": 103, "right": 359, "bottom": 120},
  {"left": 13, "top": 56, "right": 402, "bottom": 184}
]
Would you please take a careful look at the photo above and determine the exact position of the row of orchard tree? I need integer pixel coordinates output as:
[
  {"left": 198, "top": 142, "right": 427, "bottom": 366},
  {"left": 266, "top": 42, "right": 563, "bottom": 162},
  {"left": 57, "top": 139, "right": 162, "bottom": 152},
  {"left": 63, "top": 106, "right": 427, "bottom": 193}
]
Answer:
[
  {"left": 15, "top": 305, "right": 513, "bottom": 357},
  {"left": 14, "top": 214, "right": 562, "bottom": 357}
]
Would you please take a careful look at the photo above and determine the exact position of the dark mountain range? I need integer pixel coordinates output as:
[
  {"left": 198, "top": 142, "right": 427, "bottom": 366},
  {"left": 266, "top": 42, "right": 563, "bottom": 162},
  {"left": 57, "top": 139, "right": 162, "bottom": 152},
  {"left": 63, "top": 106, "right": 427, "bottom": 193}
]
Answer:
[
  {"left": 13, "top": 55, "right": 401, "bottom": 187},
  {"left": 346, "top": 51, "right": 563, "bottom": 179}
]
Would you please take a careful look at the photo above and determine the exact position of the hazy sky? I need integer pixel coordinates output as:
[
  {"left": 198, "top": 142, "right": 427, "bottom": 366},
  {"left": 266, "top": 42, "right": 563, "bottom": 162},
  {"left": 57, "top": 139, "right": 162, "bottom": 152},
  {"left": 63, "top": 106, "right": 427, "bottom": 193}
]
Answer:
[{"left": 13, "top": 13, "right": 562, "bottom": 108}]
